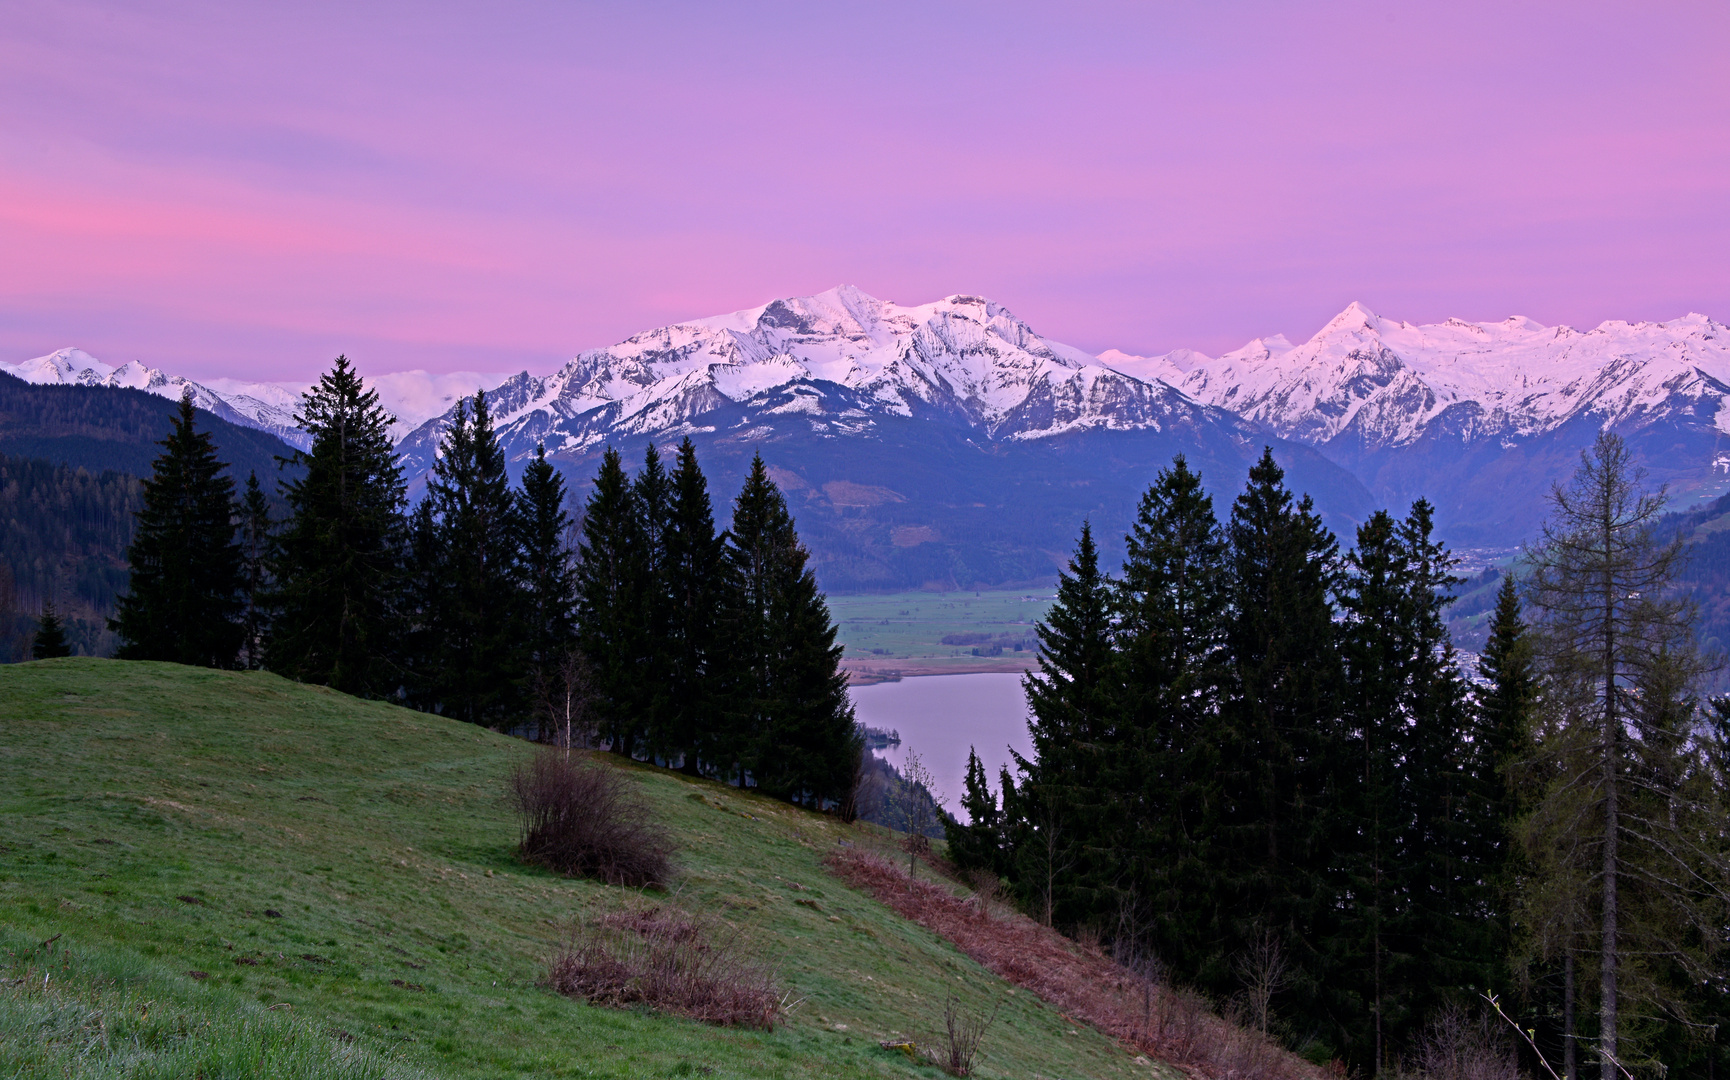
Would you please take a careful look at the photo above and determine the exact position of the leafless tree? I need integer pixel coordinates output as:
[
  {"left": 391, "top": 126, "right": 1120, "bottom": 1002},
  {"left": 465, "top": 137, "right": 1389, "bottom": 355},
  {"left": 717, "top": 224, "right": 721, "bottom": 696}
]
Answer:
[
  {"left": 1231, "top": 928, "right": 1288, "bottom": 1036},
  {"left": 534, "top": 647, "right": 594, "bottom": 759},
  {"left": 896, "top": 749, "right": 943, "bottom": 879}
]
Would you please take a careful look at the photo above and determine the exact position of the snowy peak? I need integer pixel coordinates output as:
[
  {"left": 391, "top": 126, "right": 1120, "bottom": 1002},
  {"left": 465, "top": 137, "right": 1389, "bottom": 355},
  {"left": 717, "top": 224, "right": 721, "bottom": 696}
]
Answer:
[
  {"left": 395, "top": 286, "right": 1239, "bottom": 474},
  {"left": 1173, "top": 304, "right": 1730, "bottom": 451}
]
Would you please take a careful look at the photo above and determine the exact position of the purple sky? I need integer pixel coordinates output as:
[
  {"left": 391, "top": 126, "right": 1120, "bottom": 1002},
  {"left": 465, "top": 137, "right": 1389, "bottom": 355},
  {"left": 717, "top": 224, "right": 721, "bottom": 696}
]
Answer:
[{"left": 3, "top": 1, "right": 1727, "bottom": 382}]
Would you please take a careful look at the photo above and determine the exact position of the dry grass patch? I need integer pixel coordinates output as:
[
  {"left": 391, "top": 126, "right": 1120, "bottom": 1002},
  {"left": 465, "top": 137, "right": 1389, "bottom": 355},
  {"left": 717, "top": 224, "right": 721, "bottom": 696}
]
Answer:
[
  {"left": 826, "top": 846, "right": 1317, "bottom": 1080},
  {"left": 546, "top": 905, "right": 782, "bottom": 1030}
]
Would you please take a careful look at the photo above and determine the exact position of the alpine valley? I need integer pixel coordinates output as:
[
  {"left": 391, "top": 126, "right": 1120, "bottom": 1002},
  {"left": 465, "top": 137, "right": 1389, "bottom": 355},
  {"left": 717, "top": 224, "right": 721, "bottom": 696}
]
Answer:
[{"left": 11, "top": 285, "right": 1730, "bottom": 594}]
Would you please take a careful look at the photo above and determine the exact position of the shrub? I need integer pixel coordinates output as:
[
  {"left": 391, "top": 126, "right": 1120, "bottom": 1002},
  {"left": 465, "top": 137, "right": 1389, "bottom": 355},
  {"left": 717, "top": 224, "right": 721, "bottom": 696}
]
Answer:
[
  {"left": 545, "top": 906, "right": 781, "bottom": 1029},
  {"left": 508, "top": 751, "right": 673, "bottom": 886},
  {"left": 923, "top": 992, "right": 1001, "bottom": 1077}
]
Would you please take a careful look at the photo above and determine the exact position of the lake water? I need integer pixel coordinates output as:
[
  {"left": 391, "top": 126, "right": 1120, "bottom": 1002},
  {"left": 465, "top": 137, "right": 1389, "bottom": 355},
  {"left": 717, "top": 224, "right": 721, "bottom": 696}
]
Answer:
[{"left": 848, "top": 672, "right": 1032, "bottom": 823}]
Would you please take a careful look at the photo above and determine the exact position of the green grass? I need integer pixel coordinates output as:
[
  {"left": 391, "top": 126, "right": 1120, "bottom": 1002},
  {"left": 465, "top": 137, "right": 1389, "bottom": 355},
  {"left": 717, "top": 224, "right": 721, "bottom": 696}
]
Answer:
[
  {"left": 0, "top": 659, "right": 1157, "bottom": 1079},
  {"left": 827, "top": 591, "right": 1054, "bottom": 662}
]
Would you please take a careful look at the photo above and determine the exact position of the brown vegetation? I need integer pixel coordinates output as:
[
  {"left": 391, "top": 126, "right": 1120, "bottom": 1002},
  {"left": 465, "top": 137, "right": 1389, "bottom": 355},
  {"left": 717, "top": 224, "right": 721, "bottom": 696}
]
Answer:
[
  {"left": 826, "top": 846, "right": 1318, "bottom": 1080},
  {"left": 545, "top": 905, "right": 782, "bottom": 1029},
  {"left": 508, "top": 750, "right": 674, "bottom": 886}
]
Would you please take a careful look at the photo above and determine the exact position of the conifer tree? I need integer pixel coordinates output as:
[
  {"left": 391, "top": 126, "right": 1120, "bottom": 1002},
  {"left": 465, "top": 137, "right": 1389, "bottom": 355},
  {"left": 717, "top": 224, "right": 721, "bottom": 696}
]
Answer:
[
  {"left": 1113, "top": 455, "right": 1229, "bottom": 970},
  {"left": 517, "top": 443, "right": 578, "bottom": 686},
  {"left": 111, "top": 393, "right": 245, "bottom": 667},
  {"left": 1521, "top": 432, "right": 1729, "bottom": 1077},
  {"left": 945, "top": 746, "right": 1005, "bottom": 876},
  {"left": 633, "top": 444, "right": 676, "bottom": 761},
  {"left": 664, "top": 438, "right": 727, "bottom": 774},
  {"left": 31, "top": 600, "right": 71, "bottom": 659},
  {"left": 237, "top": 471, "right": 273, "bottom": 669},
  {"left": 723, "top": 455, "right": 860, "bottom": 806},
  {"left": 414, "top": 391, "right": 523, "bottom": 725},
  {"left": 575, "top": 447, "right": 642, "bottom": 756},
  {"left": 1337, "top": 501, "right": 1486, "bottom": 1072},
  {"left": 1012, "top": 521, "right": 1117, "bottom": 929},
  {"left": 1480, "top": 574, "right": 1538, "bottom": 830},
  {"left": 1211, "top": 449, "right": 1342, "bottom": 1008},
  {"left": 270, "top": 356, "right": 407, "bottom": 697}
]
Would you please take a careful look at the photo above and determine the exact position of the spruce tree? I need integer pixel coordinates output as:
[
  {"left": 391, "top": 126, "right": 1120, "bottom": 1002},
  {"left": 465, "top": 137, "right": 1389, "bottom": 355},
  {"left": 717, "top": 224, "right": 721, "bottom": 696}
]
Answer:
[
  {"left": 517, "top": 443, "right": 578, "bottom": 690},
  {"left": 723, "top": 455, "right": 860, "bottom": 807},
  {"left": 1211, "top": 449, "right": 1342, "bottom": 1010},
  {"left": 111, "top": 393, "right": 245, "bottom": 667},
  {"left": 237, "top": 472, "right": 273, "bottom": 669},
  {"left": 664, "top": 438, "right": 727, "bottom": 775},
  {"left": 575, "top": 447, "right": 642, "bottom": 757},
  {"left": 1012, "top": 521, "right": 1117, "bottom": 929},
  {"left": 633, "top": 445, "right": 676, "bottom": 762},
  {"left": 270, "top": 356, "right": 408, "bottom": 697},
  {"left": 31, "top": 600, "right": 71, "bottom": 659},
  {"left": 1113, "top": 455, "right": 1229, "bottom": 971},
  {"left": 945, "top": 746, "right": 1005, "bottom": 876},
  {"left": 414, "top": 390, "right": 524, "bottom": 726},
  {"left": 1337, "top": 501, "right": 1487, "bottom": 1072}
]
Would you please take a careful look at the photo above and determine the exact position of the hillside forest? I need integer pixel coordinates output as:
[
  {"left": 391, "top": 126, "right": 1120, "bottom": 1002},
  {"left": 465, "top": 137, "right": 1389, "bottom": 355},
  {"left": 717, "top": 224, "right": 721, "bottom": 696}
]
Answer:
[
  {"left": 944, "top": 440, "right": 1730, "bottom": 1079},
  {"left": 7, "top": 357, "right": 1730, "bottom": 1078}
]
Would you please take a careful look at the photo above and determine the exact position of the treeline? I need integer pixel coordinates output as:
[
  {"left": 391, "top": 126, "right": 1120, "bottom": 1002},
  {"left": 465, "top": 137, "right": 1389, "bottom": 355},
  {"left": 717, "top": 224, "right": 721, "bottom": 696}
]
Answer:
[
  {"left": 107, "top": 357, "right": 862, "bottom": 813},
  {"left": 0, "top": 452, "right": 142, "bottom": 659},
  {"left": 947, "top": 446, "right": 1730, "bottom": 1078}
]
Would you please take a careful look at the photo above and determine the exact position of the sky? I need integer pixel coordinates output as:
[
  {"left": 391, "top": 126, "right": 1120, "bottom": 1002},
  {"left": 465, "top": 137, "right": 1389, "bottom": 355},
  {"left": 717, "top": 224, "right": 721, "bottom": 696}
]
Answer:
[{"left": 2, "top": 0, "right": 1727, "bottom": 382}]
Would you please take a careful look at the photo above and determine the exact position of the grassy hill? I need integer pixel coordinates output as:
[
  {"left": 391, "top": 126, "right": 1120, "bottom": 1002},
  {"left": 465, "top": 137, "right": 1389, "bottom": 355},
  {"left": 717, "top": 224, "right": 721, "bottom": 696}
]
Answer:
[{"left": 0, "top": 659, "right": 1165, "bottom": 1079}]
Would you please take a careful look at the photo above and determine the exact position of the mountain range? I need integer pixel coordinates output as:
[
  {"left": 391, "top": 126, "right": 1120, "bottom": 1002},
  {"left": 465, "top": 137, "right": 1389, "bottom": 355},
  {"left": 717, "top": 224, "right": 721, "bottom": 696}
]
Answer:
[{"left": 11, "top": 287, "right": 1730, "bottom": 589}]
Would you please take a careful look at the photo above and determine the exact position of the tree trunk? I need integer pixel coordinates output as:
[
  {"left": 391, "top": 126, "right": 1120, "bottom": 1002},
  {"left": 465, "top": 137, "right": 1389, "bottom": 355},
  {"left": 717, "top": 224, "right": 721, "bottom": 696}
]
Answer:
[
  {"left": 1564, "top": 948, "right": 1577, "bottom": 1080},
  {"left": 1600, "top": 728, "right": 1619, "bottom": 1080}
]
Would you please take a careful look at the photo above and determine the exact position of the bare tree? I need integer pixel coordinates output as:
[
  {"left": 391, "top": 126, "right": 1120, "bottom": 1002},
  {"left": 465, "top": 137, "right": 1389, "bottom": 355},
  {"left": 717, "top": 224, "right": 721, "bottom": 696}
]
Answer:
[
  {"left": 896, "top": 749, "right": 943, "bottom": 878},
  {"left": 534, "top": 647, "right": 594, "bottom": 759},
  {"left": 1231, "top": 928, "right": 1288, "bottom": 1036}
]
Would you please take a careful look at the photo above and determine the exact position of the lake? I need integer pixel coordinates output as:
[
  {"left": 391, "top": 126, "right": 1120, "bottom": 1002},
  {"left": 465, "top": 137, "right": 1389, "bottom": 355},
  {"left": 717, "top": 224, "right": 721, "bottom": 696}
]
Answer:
[{"left": 848, "top": 672, "right": 1032, "bottom": 823}]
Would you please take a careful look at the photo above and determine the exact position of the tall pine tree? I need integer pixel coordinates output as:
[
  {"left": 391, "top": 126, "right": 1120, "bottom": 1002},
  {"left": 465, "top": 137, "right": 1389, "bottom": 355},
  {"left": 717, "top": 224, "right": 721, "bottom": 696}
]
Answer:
[
  {"left": 633, "top": 445, "right": 676, "bottom": 762},
  {"left": 1012, "top": 521, "right": 1118, "bottom": 929},
  {"left": 664, "top": 438, "right": 727, "bottom": 775},
  {"left": 237, "top": 471, "right": 273, "bottom": 670},
  {"left": 412, "top": 390, "right": 523, "bottom": 725},
  {"left": 517, "top": 443, "right": 578, "bottom": 690},
  {"left": 1210, "top": 449, "right": 1342, "bottom": 1006},
  {"left": 723, "top": 455, "right": 860, "bottom": 806},
  {"left": 111, "top": 393, "right": 245, "bottom": 667},
  {"left": 575, "top": 447, "right": 642, "bottom": 756},
  {"left": 1113, "top": 455, "right": 1230, "bottom": 970},
  {"left": 271, "top": 356, "right": 408, "bottom": 697}
]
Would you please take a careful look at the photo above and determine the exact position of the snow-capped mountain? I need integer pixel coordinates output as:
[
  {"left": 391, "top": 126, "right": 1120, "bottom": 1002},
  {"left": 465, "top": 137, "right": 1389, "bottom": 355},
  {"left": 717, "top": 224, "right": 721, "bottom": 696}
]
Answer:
[
  {"left": 1165, "top": 302, "right": 1730, "bottom": 453},
  {"left": 2, "top": 350, "right": 510, "bottom": 447},
  {"left": 1115, "top": 303, "right": 1730, "bottom": 542},
  {"left": 1, "top": 348, "right": 310, "bottom": 449},
  {"left": 396, "top": 285, "right": 1245, "bottom": 475}
]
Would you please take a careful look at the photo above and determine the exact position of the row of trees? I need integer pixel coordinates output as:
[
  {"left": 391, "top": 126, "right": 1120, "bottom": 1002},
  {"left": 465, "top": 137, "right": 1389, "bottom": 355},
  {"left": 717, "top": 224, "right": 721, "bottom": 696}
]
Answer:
[
  {"left": 109, "top": 358, "right": 861, "bottom": 811},
  {"left": 947, "top": 442, "right": 1729, "bottom": 1078}
]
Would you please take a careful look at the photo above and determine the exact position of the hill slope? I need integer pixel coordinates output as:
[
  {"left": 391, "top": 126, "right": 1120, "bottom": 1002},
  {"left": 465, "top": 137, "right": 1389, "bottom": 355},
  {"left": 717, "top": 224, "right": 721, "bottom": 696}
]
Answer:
[
  {"left": 0, "top": 660, "right": 1164, "bottom": 1079},
  {"left": 0, "top": 371, "right": 303, "bottom": 486}
]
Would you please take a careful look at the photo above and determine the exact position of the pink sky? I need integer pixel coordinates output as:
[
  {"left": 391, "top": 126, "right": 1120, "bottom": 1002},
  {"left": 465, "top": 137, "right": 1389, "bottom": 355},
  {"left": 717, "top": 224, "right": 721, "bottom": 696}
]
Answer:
[{"left": 3, "top": 1, "right": 1727, "bottom": 382}]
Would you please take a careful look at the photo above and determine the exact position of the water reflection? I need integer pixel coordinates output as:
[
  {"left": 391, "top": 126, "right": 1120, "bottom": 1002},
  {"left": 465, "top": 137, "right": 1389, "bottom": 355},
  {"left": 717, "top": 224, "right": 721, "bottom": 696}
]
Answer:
[{"left": 848, "top": 672, "right": 1032, "bottom": 824}]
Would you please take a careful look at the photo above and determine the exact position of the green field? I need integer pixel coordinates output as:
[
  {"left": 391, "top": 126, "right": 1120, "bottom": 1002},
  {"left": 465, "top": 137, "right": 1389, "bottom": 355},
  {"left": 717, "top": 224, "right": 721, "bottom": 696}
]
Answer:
[
  {"left": 0, "top": 659, "right": 1160, "bottom": 1079},
  {"left": 827, "top": 591, "right": 1055, "bottom": 663}
]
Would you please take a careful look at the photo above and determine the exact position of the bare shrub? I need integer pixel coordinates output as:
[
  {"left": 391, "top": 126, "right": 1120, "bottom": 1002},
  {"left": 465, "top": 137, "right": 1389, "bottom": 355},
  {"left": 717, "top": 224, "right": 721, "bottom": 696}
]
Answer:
[
  {"left": 1409, "top": 1006, "right": 1519, "bottom": 1080},
  {"left": 546, "top": 906, "right": 781, "bottom": 1029},
  {"left": 922, "top": 992, "right": 1002, "bottom": 1077},
  {"left": 509, "top": 750, "right": 673, "bottom": 886}
]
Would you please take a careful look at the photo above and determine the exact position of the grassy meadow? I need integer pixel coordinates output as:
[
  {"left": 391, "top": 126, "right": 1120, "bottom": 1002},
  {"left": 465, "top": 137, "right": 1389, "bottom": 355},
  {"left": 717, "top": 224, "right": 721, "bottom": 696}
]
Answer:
[
  {"left": 827, "top": 591, "right": 1054, "bottom": 675},
  {"left": 0, "top": 658, "right": 1164, "bottom": 1079}
]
